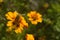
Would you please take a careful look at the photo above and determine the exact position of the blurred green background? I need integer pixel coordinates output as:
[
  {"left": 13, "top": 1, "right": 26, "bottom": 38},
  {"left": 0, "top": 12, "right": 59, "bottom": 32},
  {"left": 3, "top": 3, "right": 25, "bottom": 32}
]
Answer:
[{"left": 0, "top": 0, "right": 60, "bottom": 40}]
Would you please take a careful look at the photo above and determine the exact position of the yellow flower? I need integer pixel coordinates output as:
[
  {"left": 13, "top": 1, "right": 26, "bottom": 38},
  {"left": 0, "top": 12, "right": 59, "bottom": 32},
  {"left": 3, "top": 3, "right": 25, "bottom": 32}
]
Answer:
[
  {"left": 20, "top": 15, "right": 28, "bottom": 28},
  {"left": 27, "top": 11, "right": 42, "bottom": 25},
  {"left": 14, "top": 24, "right": 23, "bottom": 33},
  {"left": 6, "top": 11, "right": 18, "bottom": 32},
  {"left": 5, "top": 11, "right": 18, "bottom": 21},
  {"left": 26, "top": 34, "right": 35, "bottom": 40},
  {"left": 5, "top": 11, "right": 28, "bottom": 33},
  {"left": 14, "top": 15, "right": 28, "bottom": 33}
]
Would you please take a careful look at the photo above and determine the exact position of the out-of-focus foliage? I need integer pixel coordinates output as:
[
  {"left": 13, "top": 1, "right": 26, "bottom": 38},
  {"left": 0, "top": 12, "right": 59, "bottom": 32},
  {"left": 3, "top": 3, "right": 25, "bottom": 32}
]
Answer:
[{"left": 0, "top": 0, "right": 60, "bottom": 40}]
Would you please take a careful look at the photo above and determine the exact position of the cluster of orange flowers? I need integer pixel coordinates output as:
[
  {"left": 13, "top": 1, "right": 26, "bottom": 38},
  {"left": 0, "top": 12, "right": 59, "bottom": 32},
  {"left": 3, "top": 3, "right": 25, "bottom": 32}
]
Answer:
[{"left": 5, "top": 11, "right": 42, "bottom": 40}]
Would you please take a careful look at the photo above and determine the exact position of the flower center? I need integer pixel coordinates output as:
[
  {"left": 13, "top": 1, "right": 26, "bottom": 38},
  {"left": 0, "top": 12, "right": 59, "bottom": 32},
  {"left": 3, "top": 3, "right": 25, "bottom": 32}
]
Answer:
[
  {"left": 13, "top": 15, "right": 20, "bottom": 28},
  {"left": 32, "top": 15, "right": 38, "bottom": 21}
]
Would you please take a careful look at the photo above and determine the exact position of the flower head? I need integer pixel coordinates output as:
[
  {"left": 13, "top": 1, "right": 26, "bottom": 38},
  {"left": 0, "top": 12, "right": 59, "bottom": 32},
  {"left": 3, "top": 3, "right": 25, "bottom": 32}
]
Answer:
[
  {"left": 27, "top": 11, "right": 42, "bottom": 25},
  {"left": 5, "top": 11, "right": 18, "bottom": 21},
  {"left": 5, "top": 11, "right": 28, "bottom": 33},
  {"left": 26, "top": 34, "right": 35, "bottom": 40}
]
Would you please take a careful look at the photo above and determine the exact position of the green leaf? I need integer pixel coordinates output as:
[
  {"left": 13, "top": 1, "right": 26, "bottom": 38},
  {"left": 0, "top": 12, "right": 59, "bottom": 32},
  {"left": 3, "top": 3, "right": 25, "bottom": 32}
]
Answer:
[{"left": 54, "top": 15, "right": 60, "bottom": 32}]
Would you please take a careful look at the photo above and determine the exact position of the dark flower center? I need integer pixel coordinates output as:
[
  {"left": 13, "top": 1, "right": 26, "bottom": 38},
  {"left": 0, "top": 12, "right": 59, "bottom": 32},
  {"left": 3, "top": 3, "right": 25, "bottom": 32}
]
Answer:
[{"left": 13, "top": 15, "right": 20, "bottom": 28}]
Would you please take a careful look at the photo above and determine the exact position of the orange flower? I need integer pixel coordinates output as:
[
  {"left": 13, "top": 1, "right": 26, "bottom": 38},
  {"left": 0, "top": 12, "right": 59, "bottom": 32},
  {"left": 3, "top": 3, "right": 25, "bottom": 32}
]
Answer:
[
  {"left": 5, "top": 11, "right": 28, "bottom": 33},
  {"left": 15, "top": 15, "right": 28, "bottom": 33},
  {"left": 5, "top": 11, "right": 18, "bottom": 21},
  {"left": 20, "top": 15, "right": 28, "bottom": 28},
  {"left": 27, "top": 11, "right": 42, "bottom": 25},
  {"left": 26, "top": 34, "right": 35, "bottom": 40}
]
